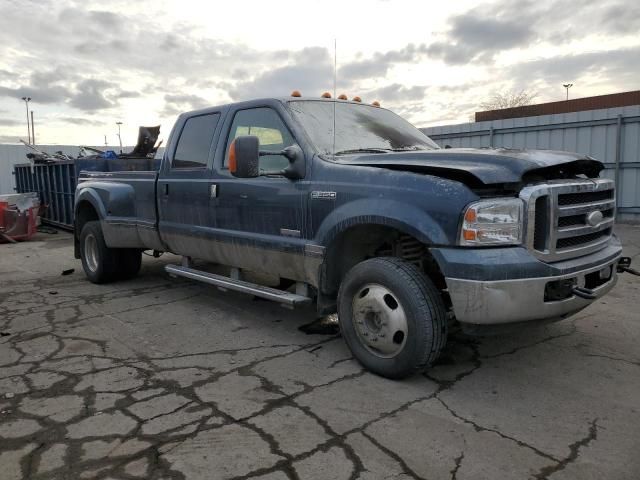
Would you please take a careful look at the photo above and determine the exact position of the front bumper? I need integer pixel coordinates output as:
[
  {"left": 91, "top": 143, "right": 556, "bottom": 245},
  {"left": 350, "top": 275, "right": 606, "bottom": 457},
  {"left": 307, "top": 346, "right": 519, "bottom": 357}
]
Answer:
[{"left": 443, "top": 241, "right": 622, "bottom": 325}]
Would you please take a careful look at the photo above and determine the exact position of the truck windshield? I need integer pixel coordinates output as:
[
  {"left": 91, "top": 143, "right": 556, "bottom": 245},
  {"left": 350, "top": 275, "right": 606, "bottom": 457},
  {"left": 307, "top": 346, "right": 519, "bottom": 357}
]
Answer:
[{"left": 287, "top": 100, "right": 439, "bottom": 156}]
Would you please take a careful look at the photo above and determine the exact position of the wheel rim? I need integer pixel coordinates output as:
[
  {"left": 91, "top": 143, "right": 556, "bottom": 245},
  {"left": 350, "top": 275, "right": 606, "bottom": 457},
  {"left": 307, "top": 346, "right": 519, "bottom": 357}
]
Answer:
[
  {"left": 84, "top": 233, "right": 99, "bottom": 273},
  {"left": 351, "top": 283, "right": 408, "bottom": 358}
]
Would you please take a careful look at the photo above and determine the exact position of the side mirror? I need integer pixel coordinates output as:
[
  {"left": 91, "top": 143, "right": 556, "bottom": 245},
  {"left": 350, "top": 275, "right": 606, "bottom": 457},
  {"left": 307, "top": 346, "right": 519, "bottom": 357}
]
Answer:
[
  {"left": 281, "top": 145, "right": 305, "bottom": 180},
  {"left": 229, "top": 136, "right": 259, "bottom": 178},
  {"left": 229, "top": 135, "right": 306, "bottom": 180}
]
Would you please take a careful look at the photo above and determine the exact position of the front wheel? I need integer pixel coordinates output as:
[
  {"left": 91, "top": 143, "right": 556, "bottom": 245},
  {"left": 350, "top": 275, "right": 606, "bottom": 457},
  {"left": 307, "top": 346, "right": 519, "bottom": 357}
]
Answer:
[{"left": 337, "top": 257, "right": 447, "bottom": 379}]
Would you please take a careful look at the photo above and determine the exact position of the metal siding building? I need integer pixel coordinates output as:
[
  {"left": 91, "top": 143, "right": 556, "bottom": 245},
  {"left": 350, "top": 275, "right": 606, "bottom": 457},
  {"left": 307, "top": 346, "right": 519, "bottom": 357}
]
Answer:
[{"left": 421, "top": 106, "right": 640, "bottom": 221}]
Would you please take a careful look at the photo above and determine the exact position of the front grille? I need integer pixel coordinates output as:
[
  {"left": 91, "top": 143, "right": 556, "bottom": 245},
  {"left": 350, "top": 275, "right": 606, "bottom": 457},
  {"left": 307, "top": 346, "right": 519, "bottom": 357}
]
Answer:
[
  {"left": 521, "top": 179, "right": 615, "bottom": 262},
  {"left": 558, "top": 214, "right": 585, "bottom": 227},
  {"left": 557, "top": 190, "right": 613, "bottom": 206},
  {"left": 556, "top": 229, "right": 611, "bottom": 249}
]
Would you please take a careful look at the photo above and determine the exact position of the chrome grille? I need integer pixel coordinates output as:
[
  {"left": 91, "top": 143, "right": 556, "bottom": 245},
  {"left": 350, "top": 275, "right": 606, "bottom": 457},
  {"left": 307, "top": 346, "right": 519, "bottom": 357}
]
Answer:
[{"left": 520, "top": 179, "right": 615, "bottom": 262}]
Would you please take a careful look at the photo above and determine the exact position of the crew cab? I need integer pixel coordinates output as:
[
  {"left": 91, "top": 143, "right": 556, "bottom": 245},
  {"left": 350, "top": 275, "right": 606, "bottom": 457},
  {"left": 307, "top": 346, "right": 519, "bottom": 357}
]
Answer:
[{"left": 73, "top": 95, "right": 633, "bottom": 378}]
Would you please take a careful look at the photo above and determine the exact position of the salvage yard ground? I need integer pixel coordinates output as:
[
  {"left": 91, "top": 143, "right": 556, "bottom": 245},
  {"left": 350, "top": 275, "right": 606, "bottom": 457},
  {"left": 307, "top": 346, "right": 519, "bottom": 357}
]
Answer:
[{"left": 1, "top": 225, "right": 639, "bottom": 480}]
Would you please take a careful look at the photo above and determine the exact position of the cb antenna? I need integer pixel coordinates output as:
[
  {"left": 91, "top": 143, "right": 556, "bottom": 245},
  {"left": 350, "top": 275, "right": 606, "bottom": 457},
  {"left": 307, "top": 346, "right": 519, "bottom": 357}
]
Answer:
[{"left": 332, "top": 38, "right": 337, "bottom": 157}]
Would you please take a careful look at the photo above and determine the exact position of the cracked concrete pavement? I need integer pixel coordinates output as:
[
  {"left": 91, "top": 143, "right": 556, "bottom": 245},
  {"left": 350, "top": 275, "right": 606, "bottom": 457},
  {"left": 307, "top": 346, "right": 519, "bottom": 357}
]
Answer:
[{"left": 1, "top": 224, "right": 639, "bottom": 479}]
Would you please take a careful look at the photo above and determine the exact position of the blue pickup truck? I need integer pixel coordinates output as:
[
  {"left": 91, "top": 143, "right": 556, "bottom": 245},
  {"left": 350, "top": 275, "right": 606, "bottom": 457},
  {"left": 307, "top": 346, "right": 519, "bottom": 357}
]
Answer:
[{"left": 74, "top": 95, "right": 632, "bottom": 378}]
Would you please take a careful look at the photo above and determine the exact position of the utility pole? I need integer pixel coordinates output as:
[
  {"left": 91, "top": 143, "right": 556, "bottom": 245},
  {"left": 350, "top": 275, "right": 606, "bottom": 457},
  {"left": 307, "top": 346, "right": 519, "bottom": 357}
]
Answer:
[
  {"left": 563, "top": 83, "right": 573, "bottom": 101},
  {"left": 30, "top": 111, "right": 35, "bottom": 146},
  {"left": 21, "top": 97, "right": 31, "bottom": 144},
  {"left": 116, "top": 121, "right": 123, "bottom": 153},
  {"left": 104, "top": 135, "right": 108, "bottom": 147}
]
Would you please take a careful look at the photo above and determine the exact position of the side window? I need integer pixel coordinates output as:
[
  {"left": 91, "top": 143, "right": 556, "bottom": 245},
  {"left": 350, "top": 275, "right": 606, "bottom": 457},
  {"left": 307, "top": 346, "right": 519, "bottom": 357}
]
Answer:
[
  {"left": 224, "top": 107, "right": 294, "bottom": 172},
  {"left": 172, "top": 113, "right": 220, "bottom": 169}
]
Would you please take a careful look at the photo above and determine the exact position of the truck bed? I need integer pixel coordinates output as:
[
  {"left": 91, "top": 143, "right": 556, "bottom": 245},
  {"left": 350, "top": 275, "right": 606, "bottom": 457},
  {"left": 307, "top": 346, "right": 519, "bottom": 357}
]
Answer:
[{"left": 76, "top": 169, "right": 163, "bottom": 251}]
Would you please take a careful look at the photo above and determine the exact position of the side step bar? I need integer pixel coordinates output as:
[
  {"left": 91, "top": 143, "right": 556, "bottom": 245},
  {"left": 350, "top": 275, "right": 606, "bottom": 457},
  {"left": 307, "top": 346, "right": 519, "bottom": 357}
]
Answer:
[{"left": 165, "top": 264, "right": 312, "bottom": 307}]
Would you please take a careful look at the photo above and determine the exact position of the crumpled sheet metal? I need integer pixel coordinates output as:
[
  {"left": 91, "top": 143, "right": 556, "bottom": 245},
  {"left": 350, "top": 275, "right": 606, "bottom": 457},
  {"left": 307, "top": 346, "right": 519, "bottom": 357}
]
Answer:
[{"left": 0, "top": 192, "right": 40, "bottom": 242}]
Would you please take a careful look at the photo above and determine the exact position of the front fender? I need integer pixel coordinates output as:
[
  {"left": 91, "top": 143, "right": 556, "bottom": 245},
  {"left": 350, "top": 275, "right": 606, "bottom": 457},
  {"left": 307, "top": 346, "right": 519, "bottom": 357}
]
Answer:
[{"left": 314, "top": 198, "right": 450, "bottom": 247}]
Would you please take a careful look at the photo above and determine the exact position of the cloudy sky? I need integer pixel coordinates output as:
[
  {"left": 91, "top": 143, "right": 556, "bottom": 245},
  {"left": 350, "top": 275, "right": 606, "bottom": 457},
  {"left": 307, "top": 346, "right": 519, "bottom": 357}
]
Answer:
[{"left": 0, "top": 0, "right": 638, "bottom": 146}]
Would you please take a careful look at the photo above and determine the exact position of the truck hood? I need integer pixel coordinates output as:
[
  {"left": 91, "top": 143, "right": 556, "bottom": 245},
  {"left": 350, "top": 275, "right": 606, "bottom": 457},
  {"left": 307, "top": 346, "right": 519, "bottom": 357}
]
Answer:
[{"left": 335, "top": 148, "right": 603, "bottom": 185}]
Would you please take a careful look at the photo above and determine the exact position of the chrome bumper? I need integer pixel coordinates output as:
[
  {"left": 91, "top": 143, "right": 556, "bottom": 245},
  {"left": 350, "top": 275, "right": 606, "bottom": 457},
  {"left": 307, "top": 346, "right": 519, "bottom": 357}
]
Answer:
[{"left": 446, "top": 254, "right": 620, "bottom": 325}]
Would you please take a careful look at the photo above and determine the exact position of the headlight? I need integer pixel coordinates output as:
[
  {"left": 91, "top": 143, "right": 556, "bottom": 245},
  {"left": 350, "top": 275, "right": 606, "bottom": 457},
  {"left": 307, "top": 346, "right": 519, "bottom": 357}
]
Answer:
[{"left": 459, "top": 198, "right": 523, "bottom": 246}]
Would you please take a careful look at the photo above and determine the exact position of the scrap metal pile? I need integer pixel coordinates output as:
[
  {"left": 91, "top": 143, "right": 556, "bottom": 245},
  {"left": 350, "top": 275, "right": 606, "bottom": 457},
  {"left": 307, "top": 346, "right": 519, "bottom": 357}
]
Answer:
[
  {"left": 9, "top": 126, "right": 163, "bottom": 235},
  {"left": 23, "top": 125, "right": 162, "bottom": 164}
]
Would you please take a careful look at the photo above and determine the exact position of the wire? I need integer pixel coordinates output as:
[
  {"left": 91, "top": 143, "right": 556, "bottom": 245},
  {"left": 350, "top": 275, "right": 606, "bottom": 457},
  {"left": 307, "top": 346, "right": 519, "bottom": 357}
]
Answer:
[{"left": 332, "top": 38, "right": 337, "bottom": 157}]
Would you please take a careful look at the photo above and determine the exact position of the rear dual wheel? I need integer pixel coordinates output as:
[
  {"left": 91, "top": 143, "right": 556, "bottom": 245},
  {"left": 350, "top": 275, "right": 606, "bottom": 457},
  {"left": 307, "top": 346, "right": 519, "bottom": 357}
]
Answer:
[
  {"left": 80, "top": 221, "right": 142, "bottom": 283},
  {"left": 338, "top": 257, "right": 447, "bottom": 379}
]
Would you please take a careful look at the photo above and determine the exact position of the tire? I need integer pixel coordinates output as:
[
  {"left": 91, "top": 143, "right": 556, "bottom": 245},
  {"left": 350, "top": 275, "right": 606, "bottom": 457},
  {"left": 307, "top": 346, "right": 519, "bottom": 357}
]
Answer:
[
  {"left": 79, "top": 221, "right": 119, "bottom": 284},
  {"left": 337, "top": 257, "right": 447, "bottom": 379},
  {"left": 117, "top": 249, "right": 142, "bottom": 280}
]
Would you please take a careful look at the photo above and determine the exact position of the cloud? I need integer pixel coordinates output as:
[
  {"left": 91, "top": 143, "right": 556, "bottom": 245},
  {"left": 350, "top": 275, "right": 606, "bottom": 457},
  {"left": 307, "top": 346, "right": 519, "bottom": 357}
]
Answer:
[
  {"left": 162, "top": 93, "right": 210, "bottom": 116},
  {"left": 426, "top": 3, "right": 537, "bottom": 65},
  {"left": 339, "top": 44, "right": 428, "bottom": 80},
  {"left": 509, "top": 46, "right": 640, "bottom": 90},
  {"left": 229, "top": 47, "right": 333, "bottom": 100},
  {"left": 57, "top": 116, "right": 105, "bottom": 126},
  {"left": 366, "top": 84, "right": 427, "bottom": 103},
  {"left": 116, "top": 90, "right": 141, "bottom": 99},
  {"left": 599, "top": 3, "right": 640, "bottom": 34},
  {"left": 69, "top": 79, "right": 118, "bottom": 110},
  {"left": 425, "top": 0, "right": 639, "bottom": 66},
  {"left": 0, "top": 82, "right": 73, "bottom": 104},
  {"left": 0, "top": 0, "right": 637, "bottom": 142},
  {"left": 0, "top": 118, "right": 22, "bottom": 126},
  {"left": 0, "top": 70, "right": 139, "bottom": 112}
]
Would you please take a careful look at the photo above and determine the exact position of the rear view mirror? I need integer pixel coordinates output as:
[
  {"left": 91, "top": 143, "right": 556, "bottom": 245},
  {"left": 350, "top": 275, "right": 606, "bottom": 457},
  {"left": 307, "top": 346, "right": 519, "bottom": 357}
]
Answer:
[{"left": 229, "top": 136, "right": 260, "bottom": 178}]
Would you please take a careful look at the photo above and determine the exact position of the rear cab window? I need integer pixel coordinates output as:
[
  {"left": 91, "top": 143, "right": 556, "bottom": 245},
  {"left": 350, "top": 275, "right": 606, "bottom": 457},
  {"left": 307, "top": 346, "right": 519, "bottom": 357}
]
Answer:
[{"left": 172, "top": 113, "right": 220, "bottom": 169}]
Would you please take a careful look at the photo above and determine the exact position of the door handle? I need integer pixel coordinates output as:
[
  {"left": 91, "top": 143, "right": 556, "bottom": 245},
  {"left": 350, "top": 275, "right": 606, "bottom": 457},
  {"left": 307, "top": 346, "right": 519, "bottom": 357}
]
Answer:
[
  {"left": 210, "top": 184, "right": 218, "bottom": 198},
  {"left": 164, "top": 184, "right": 169, "bottom": 195}
]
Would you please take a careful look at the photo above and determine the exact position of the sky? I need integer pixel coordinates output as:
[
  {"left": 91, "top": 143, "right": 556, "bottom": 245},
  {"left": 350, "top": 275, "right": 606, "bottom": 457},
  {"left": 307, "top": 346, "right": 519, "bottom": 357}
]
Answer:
[{"left": 0, "top": 0, "right": 639, "bottom": 146}]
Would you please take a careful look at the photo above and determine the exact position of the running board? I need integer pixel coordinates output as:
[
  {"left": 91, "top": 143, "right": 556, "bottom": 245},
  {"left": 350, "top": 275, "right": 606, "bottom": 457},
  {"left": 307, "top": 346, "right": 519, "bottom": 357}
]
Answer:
[{"left": 165, "top": 264, "right": 312, "bottom": 307}]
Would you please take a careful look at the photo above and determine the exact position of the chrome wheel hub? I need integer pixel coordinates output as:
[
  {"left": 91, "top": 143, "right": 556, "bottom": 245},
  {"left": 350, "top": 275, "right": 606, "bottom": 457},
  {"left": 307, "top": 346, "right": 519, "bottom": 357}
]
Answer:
[
  {"left": 84, "top": 233, "right": 99, "bottom": 273},
  {"left": 352, "top": 284, "right": 408, "bottom": 358}
]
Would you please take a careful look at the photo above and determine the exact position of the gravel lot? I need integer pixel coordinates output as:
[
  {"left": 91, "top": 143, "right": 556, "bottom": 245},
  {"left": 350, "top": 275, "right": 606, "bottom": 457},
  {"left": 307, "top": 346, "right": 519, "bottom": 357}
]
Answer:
[{"left": 1, "top": 225, "right": 639, "bottom": 480}]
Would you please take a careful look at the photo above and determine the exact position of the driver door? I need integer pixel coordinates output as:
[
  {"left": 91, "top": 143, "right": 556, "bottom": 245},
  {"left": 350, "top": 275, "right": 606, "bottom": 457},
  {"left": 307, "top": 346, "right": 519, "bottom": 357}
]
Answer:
[{"left": 211, "top": 106, "right": 309, "bottom": 279}]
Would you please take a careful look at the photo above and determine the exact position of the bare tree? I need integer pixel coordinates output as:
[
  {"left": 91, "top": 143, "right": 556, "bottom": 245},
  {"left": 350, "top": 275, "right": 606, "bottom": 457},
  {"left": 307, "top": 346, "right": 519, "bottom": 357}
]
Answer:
[{"left": 480, "top": 90, "right": 538, "bottom": 111}]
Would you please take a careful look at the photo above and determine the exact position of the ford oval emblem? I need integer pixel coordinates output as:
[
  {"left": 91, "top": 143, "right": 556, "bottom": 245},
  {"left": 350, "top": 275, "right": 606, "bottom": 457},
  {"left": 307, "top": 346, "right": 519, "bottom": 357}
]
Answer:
[{"left": 586, "top": 210, "right": 603, "bottom": 226}]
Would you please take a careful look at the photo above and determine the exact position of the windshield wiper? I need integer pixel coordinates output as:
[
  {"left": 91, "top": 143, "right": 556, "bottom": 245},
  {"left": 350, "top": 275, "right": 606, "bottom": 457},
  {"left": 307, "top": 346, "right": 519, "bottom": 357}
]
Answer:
[{"left": 334, "top": 148, "right": 392, "bottom": 156}]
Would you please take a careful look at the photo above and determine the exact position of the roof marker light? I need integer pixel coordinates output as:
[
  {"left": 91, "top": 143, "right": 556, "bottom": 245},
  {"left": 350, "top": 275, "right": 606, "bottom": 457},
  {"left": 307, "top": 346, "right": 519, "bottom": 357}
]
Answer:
[
  {"left": 352, "top": 96, "right": 362, "bottom": 102},
  {"left": 291, "top": 90, "right": 302, "bottom": 97},
  {"left": 321, "top": 92, "right": 332, "bottom": 98},
  {"left": 338, "top": 94, "right": 348, "bottom": 100},
  {"left": 372, "top": 100, "right": 381, "bottom": 107}
]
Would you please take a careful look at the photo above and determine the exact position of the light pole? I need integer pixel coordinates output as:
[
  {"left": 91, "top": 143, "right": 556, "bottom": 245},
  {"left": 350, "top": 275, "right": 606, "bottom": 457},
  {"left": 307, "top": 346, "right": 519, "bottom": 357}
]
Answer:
[
  {"left": 21, "top": 96, "right": 31, "bottom": 144},
  {"left": 563, "top": 83, "right": 573, "bottom": 101},
  {"left": 116, "top": 121, "right": 123, "bottom": 153}
]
